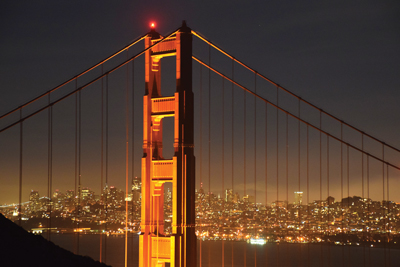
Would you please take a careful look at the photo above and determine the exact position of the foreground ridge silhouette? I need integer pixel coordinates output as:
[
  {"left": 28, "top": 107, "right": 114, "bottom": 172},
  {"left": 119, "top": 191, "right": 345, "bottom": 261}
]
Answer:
[{"left": 0, "top": 213, "right": 111, "bottom": 267}]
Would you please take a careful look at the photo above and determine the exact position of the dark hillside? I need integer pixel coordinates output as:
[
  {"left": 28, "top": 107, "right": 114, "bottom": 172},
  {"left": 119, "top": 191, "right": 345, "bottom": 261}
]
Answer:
[{"left": 0, "top": 213, "right": 111, "bottom": 267}]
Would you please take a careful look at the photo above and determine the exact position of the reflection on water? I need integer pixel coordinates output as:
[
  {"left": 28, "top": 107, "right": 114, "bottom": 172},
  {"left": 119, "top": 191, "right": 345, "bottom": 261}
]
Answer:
[{"left": 48, "top": 234, "right": 399, "bottom": 267}]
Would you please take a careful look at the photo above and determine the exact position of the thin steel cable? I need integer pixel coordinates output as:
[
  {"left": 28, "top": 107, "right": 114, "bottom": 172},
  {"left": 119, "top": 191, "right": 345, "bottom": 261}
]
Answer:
[
  {"left": 222, "top": 76, "right": 225, "bottom": 267},
  {"left": 341, "top": 124, "right": 344, "bottom": 267},
  {"left": 276, "top": 85, "right": 280, "bottom": 267},
  {"left": 50, "top": 106, "right": 53, "bottom": 241},
  {"left": 319, "top": 110, "right": 323, "bottom": 267},
  {"left": 74, "top": 79, "right": 78, "bottom": 255},
  {"left": 386, "top": 164, "right": 391, "bottom": 266},
  {"left": 131, "top": 57, "right": 138, "bottom": 264},
  {"left": 254, "top": 72, "right": 257, "bottom": 267},
  {"left": 327, "top": 136, "right": 330, "bottom": 266},
  {"left": 0, "top": 35, "right": 147, "bottom": 120},
  {"left": 382, "top": 144, "right": 387, "bottom": 267},
  {"left": 47, "top": 95, "right": 50, "bottom": 240},
  {"left": 105, "top": 73, "right": 109, "bottom": 263},
  {"left": 367, "top": 155, "right": 371, "bottom": 267},
  {"left": 124, "top": 49, "right": 129, "bottom": 267},
  {"left": 208, "top": 42, "right": 211, "bottom": 219},
  {"left": 285, "top": 113, "right": 289, "bottom": 267},
  {"left": 306, "top": 125, "right": 310, "bottom": 266},
  {"left": 265, "top": 93, "right": 268, "bottom": 215},
  {"left": 264, "top": 98, "right": 268, "bottom": 264},
  {"left": 47, "top": 96, "right": 53, "bottom": 241},
  {"left": 231, "top": 58, "right": 234, "bottom": 267},
  {"left": 18, "top": 110, "right": 23, "bottom": 226},
  {"left": 297, "top": 98, "right": 301, "bottom": 247},
  {"left": 1, "top": 30, "right": 180, "bottom": 134},
  {"left": 191, "top": 31, "right": 400, "bottom": 155},
  {"left": 78, "top": 88, "right": 82, "bottom": 255},
  {"left": 100, "top": 63, "right": 104, "bottom": 263},
  {"left": 244, "top": 84, "right": 247, "bottom": 199},
  {"left": 208, "top": 43, "right": 211, "bottom": 267},
  {"left": 199, "top": 63, "right": 203, "bottom": 267},
  {"left": 191, "top": 56, "right": 400, "bottom": 171},
  {"left": 347, "top": 145, "right": 350, "bottom": 266},
  {"left": 362, "top": 134, "right": 365, "bottom": 267}
]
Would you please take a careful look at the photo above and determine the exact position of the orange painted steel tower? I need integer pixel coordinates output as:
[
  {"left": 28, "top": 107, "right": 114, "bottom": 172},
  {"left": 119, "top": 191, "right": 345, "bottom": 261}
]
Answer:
[{"left": 139, "top": 21, "right": 196, "bottom": 267}]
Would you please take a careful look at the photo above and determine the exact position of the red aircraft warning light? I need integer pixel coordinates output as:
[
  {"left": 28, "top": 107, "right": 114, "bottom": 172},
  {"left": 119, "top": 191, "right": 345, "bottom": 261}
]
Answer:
[{"left": 150, "top": 22, "right": 155, "bottom": 29}]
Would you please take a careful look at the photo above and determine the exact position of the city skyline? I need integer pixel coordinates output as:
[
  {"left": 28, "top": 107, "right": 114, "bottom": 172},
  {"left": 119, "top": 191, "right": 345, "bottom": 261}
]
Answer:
[
  {"left": 1, "top": 182, "right": 398, "bottom": 247},
  {"left": 1, "top": 3, "right": 399, "bottom": 207},
  {"left": 2, "top": 182, "right": 399, "bottom": 208}
]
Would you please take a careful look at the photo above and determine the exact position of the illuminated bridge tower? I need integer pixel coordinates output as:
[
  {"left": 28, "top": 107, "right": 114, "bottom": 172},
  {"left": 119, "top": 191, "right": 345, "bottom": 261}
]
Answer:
[{"left": 139, "top": 22, "right": 196, "bottom": 267}]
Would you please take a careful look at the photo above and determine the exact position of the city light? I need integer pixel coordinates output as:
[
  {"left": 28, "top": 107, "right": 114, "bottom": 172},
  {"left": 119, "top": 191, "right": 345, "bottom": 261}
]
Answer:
[
  {"left": 1, "top": 186, "right": 399, "bottom": 247},
  {"left": 249, "top": 238, "right": 266, "bottom": 245}
]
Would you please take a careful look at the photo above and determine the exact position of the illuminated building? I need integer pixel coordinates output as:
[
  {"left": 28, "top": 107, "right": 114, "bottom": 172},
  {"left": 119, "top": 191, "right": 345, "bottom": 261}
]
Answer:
[
  {"left": 29, "top": 190, "right": 40, "bottom": 213},
  {"left": 294, "top": 191, "right": 303, "bottom": 205},
  {"left": 132, "top": 176, "right": 141, "bottom": 203},
  {"left": 225, "top": 189, "right": 233, "bottom": 202},
  {"left": 140, "top": 21, "right": 196, "bottom": 267},
  {"left": 243, "top": 195, "right": 255, "bottom": 204}
]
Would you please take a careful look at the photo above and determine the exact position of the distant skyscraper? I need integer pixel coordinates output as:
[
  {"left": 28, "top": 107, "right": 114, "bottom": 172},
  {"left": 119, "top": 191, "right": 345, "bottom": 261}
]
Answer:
[
  {"left": 225, "top": 189, "right": 233, "bottom": 202},
  {"left": 132, "top": 176, "right": 141, "bottom": 203},
  {"left": 29, "top": 190, "right": 39, "bottom": 212},
  {"left": 294, "top": 191, "right": 303, "bottom": 205}
]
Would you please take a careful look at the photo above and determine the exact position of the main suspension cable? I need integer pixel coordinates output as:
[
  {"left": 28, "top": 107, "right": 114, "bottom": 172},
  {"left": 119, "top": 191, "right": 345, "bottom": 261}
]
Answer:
[
  {"left": 0, "top": 35, "right": 147, "bottom": 120},
  {"left": 192, "top": 56, "right": 400, "bottom": 171},
  {"left": 1, "top": 29, "right": 181, "bottom": 134},
  {"left": 191, "top": 30, "right": 400, "bottom": 154}
]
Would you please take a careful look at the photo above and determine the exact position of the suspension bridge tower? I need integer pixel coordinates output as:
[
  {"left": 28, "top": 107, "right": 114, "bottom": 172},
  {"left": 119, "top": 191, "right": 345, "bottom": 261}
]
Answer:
[{"left": 139, "top": 21, "right": 196, "bottom": 267}]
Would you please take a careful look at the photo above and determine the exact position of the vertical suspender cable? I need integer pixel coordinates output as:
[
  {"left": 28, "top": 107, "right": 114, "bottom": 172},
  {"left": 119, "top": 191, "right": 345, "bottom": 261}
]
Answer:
[
  {"left": 306, "top": 125, "right": 310, "bottom": 266},
  {"left": 244, "top": 82, "right": 247, "bottom": 199},
  {"left": 362, "top": 134, "right": 365, "bottom": 267},
  {"left": 18, "top": 110, "right": 23, "bottom": 226},
  {"left": 382, "top": 144, "right": 386, "bottom": 267},
  {"left": 276, "top": 85, "right": 279, "bottom": 267},
  {"left": 254, "top": 72, "right": 257, "bottom": 267},
  {"left": 231, "top": 58, "right": 234, "bottom": 267},
  {"left": 347, "top": 145, "right": 350, "bottom": 265},
  {"left": 47, "top": 93, "right": 50, "bottom": 239},
  {"left": 367, "top": 155, "right": 371, "bottom": 266},
  {"left": 319, "top": 111, "right": 323, "bottom": 267},
  {"left": 386, "top": 164, "right": 390, "bottom": 265},
  {"left": 297, "top": 98, "right": 301, "bottom": 258},
  {"left": 50, "top": 103, "right": 53, "bottom": 240},
  {"left": 284, "top": 113, "right": 289, "bottom": 264},
  {"left": 341, "top": 124, "right": 344, "bottom": 267},
  {"left": 222, "top": 76, "right": 225, "bottom": 267},
  {"left": 199, "top": 63, "right": 203, "bottom": 267},
  {"left": 78, "top": 88, "right": 82, "bottom": 255},
  {"left": 105, "top": 73, "right": 109, "bottom": 263},
  {"left": 74, "top": 79, "right": 78, "bottom": 254},
  {"left": 47, "top": 93, "right": 53, "bottom": 241},
  {"left": 285, "top": 113, "right": 288, "bottom": 267},
  {"left": 265, "top": 92, "right": 268, "bottom": 267},
  {"left": 208, "top": 44, "right": 211, "bottom": 267},
  {"left": 243, "top": 76, "right": 247, "bottom": 267},
  {"left": 125, "top": 49, "right": 129, "bottom": 267},
  {"left": 131, "top": 60, "right": 138, "bottom": 264},
  {"left": 100, "top": 65, "right": 104, "bottom": 263},
  {"left": 327, "top": 136, "right": 330, "bottom": 265}
]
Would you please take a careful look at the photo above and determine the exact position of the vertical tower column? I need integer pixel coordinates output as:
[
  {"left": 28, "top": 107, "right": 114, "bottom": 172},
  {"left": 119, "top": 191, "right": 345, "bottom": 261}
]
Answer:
[{"left": 139, "top": 22, "right": 196, "bottom": 267}]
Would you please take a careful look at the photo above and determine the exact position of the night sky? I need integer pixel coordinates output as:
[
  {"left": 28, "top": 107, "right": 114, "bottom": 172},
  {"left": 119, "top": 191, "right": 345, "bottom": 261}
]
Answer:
[{"left": 1, "top": 1, "right": 400, "bottom": 204}]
